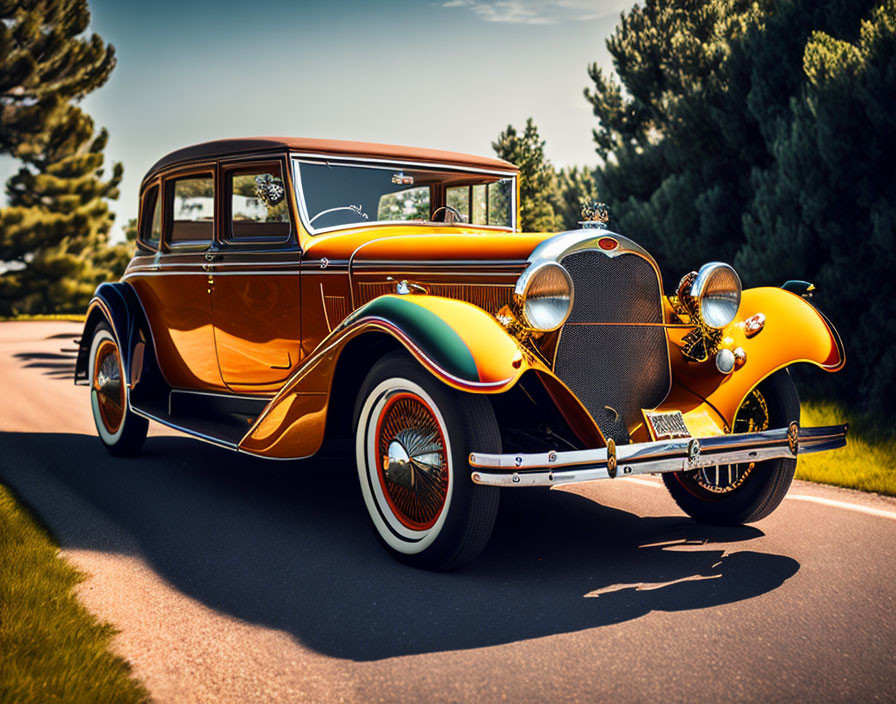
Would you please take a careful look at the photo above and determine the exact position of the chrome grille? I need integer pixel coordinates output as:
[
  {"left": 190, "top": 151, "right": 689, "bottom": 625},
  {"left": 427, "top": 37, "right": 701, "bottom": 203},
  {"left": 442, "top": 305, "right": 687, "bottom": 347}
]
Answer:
[{"left": 553, "top": 250, "right": 671, "bottom": 443}]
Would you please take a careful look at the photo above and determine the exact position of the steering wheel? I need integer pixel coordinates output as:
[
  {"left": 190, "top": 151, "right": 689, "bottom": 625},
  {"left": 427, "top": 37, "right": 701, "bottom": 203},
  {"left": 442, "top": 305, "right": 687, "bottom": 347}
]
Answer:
[
  {"left": 430, "top": 205, "right": 466, "bottom": 224},
  {"left": 309, "top": 204, "right": 368, "bottom": 225}
]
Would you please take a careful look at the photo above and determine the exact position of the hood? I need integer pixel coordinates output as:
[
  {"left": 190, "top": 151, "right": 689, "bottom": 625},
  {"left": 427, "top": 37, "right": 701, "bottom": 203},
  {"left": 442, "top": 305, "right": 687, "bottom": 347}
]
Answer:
[{"left": 304, "top": 227, "right": 553, "bottom": 270}]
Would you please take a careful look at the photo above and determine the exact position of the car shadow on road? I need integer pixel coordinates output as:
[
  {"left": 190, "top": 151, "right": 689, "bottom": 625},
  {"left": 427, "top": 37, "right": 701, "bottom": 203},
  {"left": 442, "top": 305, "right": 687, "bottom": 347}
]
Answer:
[{"left": 0, "top": 431, "right": 800, "bottom": 661}]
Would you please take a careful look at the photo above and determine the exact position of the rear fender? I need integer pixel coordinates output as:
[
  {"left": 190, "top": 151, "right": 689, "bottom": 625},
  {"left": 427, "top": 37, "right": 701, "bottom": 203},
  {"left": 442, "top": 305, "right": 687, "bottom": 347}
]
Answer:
[
  {"left": 75, "top": 282, "right": 163, "bottom": 398},
  {"left": 660, "top": 286, "right": 844, "bottom": 434},
  {"left": 239, "top": 294, "right": 542, "bottom": 458}
]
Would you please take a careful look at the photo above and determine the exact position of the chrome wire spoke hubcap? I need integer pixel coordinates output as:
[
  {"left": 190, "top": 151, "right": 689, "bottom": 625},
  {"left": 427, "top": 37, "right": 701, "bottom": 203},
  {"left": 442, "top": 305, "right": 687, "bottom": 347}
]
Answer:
[
  {"left": 376, "top": 392, "right": 449, "bottom": 530},
  {"left": 693, "top": 388, "right": 768, "bottom": 494},
  {"left": 93, "top": 339, "right": 124, "bottom": 433}
]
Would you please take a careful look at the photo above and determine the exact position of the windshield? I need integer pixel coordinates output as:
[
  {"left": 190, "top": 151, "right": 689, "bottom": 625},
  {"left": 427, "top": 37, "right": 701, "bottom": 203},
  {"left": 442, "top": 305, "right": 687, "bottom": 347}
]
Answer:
[{"left": 294, "top": 160, "right": 516, "bottom": 234}]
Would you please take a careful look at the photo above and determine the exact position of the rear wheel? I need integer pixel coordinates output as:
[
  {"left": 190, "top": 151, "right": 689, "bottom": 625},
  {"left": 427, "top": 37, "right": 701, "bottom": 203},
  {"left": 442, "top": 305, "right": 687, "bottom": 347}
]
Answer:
[
  {"left": 663, "top": 370, "right": 800, "bottom": 524},
  {"left": 354, "top": 352, "right": 500, "bottom": 570},
  {"left": 89, "top": 323, "right": 148, "bottom": 457}
]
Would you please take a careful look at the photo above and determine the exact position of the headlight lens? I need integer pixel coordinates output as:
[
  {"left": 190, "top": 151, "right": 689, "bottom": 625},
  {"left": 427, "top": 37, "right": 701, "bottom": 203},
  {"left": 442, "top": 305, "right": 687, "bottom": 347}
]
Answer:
[
  {"left": 691, "top": 262, "right": 742, "bottom": 329},
  {"left": 516, "top": 262, "right": 574, "bottom": 331}
]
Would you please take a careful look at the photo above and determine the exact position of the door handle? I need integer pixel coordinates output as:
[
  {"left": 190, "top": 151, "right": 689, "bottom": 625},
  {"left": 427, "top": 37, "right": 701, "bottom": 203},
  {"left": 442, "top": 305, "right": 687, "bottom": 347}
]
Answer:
[{"left": 205, "top": 251, "right": 222, "bottom": 262}]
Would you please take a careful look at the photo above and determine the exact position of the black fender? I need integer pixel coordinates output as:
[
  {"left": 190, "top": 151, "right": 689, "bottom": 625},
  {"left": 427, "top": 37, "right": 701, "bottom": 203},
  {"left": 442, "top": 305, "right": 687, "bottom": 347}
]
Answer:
[{"left": 75, "top": 282, "right": 167, "bottom": 403}]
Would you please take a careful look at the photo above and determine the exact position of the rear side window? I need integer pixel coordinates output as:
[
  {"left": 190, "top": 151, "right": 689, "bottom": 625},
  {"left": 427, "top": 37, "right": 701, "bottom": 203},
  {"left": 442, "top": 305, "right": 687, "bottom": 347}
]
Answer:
[
  {"left": 227, "top": 164, "right": 290, "bottom": 241},
  {"left": 139, "top": 185, "right": 162, "bottom": 249},
  {"left": 167, "top": 175, "right": 214, "bottom": 245}
]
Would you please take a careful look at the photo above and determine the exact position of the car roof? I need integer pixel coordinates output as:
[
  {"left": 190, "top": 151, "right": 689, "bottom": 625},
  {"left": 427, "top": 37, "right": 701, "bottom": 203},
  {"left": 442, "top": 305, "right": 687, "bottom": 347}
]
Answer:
[{"left": 145, "top": 137, "right": 518, "bottom": 182}]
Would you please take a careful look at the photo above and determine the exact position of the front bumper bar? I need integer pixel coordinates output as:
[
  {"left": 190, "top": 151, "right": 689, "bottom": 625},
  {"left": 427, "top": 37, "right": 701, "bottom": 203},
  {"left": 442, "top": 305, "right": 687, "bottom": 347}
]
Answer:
[{"left": 469, "top": 422, "right": 847, "bottom": 487}]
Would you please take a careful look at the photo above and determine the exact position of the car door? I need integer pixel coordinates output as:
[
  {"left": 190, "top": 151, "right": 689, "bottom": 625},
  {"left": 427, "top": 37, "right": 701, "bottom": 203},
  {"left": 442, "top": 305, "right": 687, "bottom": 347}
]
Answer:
[
  {"left": 127, "top": 166, "right": 226, "bottom": 390},
  {"left": 209, "top": 157, "right": 302, "bottom": 393}
]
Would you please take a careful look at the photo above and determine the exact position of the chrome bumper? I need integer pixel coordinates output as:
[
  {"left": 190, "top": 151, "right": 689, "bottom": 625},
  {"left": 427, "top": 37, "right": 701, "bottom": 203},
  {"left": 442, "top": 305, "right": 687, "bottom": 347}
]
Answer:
[{"left": 469, "top": 423, "right": 847, "bottom": 487}]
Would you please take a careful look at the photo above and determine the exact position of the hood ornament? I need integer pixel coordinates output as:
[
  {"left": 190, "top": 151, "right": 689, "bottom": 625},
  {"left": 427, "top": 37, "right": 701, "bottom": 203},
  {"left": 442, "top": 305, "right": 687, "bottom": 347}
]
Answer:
[{"left": 579, "top": 201, "right": 609, "bottom": 229}]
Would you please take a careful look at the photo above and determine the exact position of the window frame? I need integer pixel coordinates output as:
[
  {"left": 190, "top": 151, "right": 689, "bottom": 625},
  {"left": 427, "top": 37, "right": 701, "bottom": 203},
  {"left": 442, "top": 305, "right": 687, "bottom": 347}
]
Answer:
[
  {"left": 162, "top": 166, "right": 217, "bottom": 252},
  {"left": 137, "top": 179, "right": 162, "bottom": 252},
  {"left": 292, "top": 156, "right": 518, "bottom": 236},
  {"left": 221, "top": 157, "right": 294, "bottom": 246}
]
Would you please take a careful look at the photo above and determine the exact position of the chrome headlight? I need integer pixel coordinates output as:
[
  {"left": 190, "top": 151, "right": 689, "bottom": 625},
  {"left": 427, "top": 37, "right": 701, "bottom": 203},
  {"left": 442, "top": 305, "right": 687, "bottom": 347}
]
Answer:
[
  {"left": 514, "top": 262, "right": 574, "bottom": 332},
  {"left": 691, "top": 262, "right": 742, "bottom": 329}
]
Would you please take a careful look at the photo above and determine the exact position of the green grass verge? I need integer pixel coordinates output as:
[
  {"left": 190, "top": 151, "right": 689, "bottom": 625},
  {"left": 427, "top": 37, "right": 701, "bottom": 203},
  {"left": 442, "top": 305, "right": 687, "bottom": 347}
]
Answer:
[
  {"left": 798, "top": 402, "right": 896, "bottom": 496},
  {"left": 0, "top": 314, "right": 85, "bottom": 322},
  {"left": 0, "top": 484, "right": 148, "bottom": 704}
]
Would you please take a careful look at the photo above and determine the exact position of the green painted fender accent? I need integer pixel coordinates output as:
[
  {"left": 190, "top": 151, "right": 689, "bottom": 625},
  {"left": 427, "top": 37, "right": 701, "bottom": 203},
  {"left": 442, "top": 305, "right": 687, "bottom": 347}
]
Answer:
[{"left": 341, "top": 295, "right": 480, "bottom": 381}]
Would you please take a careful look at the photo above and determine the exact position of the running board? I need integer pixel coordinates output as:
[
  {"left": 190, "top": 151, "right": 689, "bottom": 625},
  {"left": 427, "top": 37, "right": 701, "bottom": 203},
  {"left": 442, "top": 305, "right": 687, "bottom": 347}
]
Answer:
[
  {"left": 131, "top": 390, "right": 271, "bottom": 449},
  {"left": 469, "top": 423, "right": 847, "bottom": 487}
]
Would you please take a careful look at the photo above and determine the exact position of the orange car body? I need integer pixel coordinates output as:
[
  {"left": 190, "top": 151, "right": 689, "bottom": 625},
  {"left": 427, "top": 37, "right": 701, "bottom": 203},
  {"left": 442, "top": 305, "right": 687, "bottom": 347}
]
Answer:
[{"left": 75, "top": 137, "right": 844, "bottom": 462}]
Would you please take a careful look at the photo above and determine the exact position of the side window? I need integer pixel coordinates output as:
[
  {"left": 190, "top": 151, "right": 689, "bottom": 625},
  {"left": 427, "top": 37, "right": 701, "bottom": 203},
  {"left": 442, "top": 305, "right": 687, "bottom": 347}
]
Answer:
[
  {"left": 139, "top": 185, "right": 161, "bottom": 248},
  {"left": 228, "top": 164, "right": 290, "bottom": 240},
  {"left": 472, "top": 184, "right": 487, "bottom": 223},
  {"left": 166, "top": 175, "right": 214, "bottom": 246},
  {"left": 487, "top": 179, "right": 512, "bottom": 227},
  {"left": 446, "top": 186, "right": 470, "bottom": 221},
  {"left": 446, "top": 182, "right": 511, "bottom": 227}
]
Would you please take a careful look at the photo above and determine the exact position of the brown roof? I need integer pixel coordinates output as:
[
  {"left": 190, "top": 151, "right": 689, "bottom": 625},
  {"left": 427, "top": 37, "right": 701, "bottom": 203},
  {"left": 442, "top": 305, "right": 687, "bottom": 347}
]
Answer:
[{"left": 145, "top": 137, "right": 517, "bottom": 180}]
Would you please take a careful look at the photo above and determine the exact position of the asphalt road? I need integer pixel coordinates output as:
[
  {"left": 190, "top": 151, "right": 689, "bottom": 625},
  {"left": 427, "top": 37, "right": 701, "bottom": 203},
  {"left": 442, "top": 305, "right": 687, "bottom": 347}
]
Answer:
[{"left": 1, "top": 321, "right": 895, "bottom": 703}]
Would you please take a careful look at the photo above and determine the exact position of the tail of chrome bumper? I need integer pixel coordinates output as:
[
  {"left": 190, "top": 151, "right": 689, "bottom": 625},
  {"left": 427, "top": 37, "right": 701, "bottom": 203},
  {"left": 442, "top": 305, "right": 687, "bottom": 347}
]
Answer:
[{"left": 469, "top": 422, "right": 847, "bottom": 487}]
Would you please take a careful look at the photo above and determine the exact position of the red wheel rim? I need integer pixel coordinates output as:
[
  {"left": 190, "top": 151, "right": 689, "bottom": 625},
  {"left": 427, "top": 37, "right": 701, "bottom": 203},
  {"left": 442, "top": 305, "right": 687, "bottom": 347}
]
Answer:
[
  {"left": 374, "top": 392, "right": 449, "bottom": 530},
  {"left": 93, "top": 338, "right": 124, "bottom": 434}
]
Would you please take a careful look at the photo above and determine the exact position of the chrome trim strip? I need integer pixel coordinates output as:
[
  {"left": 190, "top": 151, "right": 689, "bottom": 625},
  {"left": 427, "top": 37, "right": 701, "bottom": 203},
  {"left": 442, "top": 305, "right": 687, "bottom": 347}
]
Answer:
[
  {"left": 129, "top": 406, "right": 239, "bottom": 451},
  {"left": 469, "top": 424, "right": 848, "bottom": 487},
  {"left": 122, "top": 271, "right": 302, "bottom": 280},
  {"left": 169, "top": 388, "right": 274, "bottom": 402},
  {"left": 291, "top": 151, "right": 518, "bottom": 177},
  {"left": 351, "top": 259, "right": 527, "bottom": 269}
]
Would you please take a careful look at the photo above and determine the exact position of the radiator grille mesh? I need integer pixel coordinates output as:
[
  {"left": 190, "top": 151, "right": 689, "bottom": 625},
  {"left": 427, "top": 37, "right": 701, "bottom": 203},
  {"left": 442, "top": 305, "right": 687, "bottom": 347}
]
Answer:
[
  {"left": 553, "top": 251, "right": 671, "bottom": 443},
  {"left": 358, "top": 282, "right": 513, "bottom": 316}
]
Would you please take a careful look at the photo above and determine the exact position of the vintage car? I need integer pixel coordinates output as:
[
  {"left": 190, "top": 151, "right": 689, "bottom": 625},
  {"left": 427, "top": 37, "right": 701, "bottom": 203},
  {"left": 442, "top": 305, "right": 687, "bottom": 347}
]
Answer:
[{"left": 75, "top": 137, "right": 847, "bottom": 570}]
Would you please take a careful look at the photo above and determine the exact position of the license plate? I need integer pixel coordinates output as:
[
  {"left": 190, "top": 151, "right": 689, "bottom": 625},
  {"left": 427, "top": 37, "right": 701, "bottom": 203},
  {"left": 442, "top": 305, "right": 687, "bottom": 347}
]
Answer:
[{"left": 645, "top": 410, "right": 691, "bottom": 440}]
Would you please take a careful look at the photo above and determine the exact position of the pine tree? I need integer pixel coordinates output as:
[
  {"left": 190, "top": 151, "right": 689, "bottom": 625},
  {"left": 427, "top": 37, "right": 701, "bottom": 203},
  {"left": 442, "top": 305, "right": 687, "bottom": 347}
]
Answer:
[
  {"left": 0, "top": 0, "right": 116, "bottom": 159},
  {"left": 0, "top": 104, "right": 124, "bottom": 315},
  {"left": 0, "top": 0, "right": 125, "bottom": 315},
  {"left": 492, "top": 118, "right": 563, "bottom": 233},
  {"left": 585, "top": 0, "right": 893, "bottom": 422},
  {"left": 553, "top": 166, "right": 599, "bottom": 231},
  {"left": 736, "top": 0, "right": 896, "bottom": 418}
]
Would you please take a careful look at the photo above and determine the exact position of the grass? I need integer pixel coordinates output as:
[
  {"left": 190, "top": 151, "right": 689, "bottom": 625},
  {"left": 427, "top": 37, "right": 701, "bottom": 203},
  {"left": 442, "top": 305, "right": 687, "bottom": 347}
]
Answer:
[
  {"left": 798, "top": 402, "right": 896, "bottom": 496},
  {"left": 0, "top": 314, "right": 85, "bottom": 322},
  {"left": 0, "top": 484, "right": 148, "bottom": 704}
]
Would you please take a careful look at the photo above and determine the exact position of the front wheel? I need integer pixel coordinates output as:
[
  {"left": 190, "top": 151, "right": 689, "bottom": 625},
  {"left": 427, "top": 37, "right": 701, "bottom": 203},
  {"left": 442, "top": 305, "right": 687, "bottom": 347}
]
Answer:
[
  {"left": 88, "top": 323, "right": 148, "bottom": 457},
  {"left": 354, "top": 352, "right": 500, "bottom": 571},
  {"left": 663, "top": 370, "right": 800, "bottom": 524}
]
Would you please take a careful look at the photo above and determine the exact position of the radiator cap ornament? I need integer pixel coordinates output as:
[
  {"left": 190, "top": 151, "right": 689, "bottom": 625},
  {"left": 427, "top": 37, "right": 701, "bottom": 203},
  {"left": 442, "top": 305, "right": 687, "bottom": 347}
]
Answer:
[{"left": 580, "top": 201, "right": 609, "bottom": 229}]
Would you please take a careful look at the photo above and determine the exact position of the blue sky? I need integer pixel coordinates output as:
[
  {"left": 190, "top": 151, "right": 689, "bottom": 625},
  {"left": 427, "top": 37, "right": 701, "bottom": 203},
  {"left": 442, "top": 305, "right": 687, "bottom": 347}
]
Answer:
[{"left": 2, "top": 0, "right": 634, "bottom": 239}]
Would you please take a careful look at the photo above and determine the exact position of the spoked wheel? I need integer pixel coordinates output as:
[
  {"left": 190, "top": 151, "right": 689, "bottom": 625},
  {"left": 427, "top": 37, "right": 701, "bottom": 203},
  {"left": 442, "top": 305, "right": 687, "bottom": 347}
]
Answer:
[
  {"left": 375, "top": 392, "right": 450, "bottom": 531},
  {"left": 355, "top": 352, "right": 500, "bottom": 571},
  {"left": 663, "top": 370, "right": 800, "bottom": 524},
  {"left": 89, "top": 322, "right": 148, "bottom": 456}
]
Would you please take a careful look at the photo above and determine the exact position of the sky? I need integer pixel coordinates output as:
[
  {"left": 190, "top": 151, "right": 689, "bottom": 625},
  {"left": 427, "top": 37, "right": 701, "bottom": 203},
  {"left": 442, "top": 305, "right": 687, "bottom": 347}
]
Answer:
[{"left": 1, "top": 0, "right": 635, "bottom": 240}]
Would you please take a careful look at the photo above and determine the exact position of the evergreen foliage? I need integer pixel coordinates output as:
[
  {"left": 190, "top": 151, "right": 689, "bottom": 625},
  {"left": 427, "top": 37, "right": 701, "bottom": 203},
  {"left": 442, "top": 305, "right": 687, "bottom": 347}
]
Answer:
[
  {"left": 0, "top": 0, "right": 126, "bottom": 315},
  {"left": 553, "top": 165, "right": 599, "bottom": 231},
  {"left": 492, "top": 118, "right": 563, "bottom": 232},
  {"left": 587, "top": 0, "right": 894, "bottom": 422},
  {"left": 0, "top": 0, "right": 116, "bottom": 159}
]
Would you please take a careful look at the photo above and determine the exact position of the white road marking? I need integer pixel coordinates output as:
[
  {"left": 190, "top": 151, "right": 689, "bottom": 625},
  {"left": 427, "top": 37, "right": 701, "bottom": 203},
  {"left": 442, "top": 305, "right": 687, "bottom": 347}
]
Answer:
[
  {"left": 785, "top": 494, "right": 896, "bottom": 521},
  {"left": 621, "top": 475, "right": 896, "bottom": 521}
]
